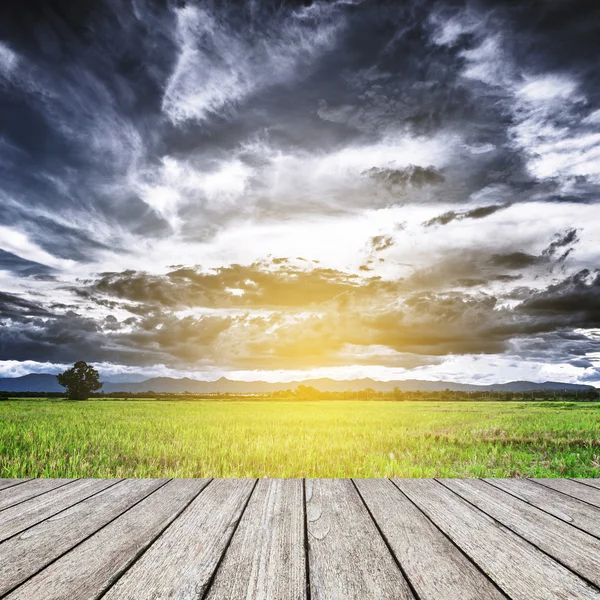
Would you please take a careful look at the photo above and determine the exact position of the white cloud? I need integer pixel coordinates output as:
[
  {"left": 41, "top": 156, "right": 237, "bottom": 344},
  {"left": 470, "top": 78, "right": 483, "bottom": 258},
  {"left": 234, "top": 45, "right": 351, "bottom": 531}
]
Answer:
[
  {"left": 162, "top": 3, "right": 342, "bottom": 125},
  {"left": 526, "top": 134, "right": 600, "bottom": 181},
  {"left": 517, "top": 74, "right": 580, "bottom": 103},
  {"left": 0, "top": 361, "right": 70, "bottom": 378},
  {"left": 0, "top": 360, "right": 216, "bottom": 382},
  {"left": 431, "top": 10, "right": 600, "bottom": 188},
  {"left": 2, "top": 355, "right": 597, "bottom": 387},
  {"left": 132, "top": 155, "right": 255, "bottom": 228},
  {"left": 582, "top": 109, "right": 600, "bottom": 125},
  {"left": 162, "top": 6, "right": 246, "bottom": 125},
  {"left": 511, "top": 75, "right": 600, "bottom": 184},
  {"left": 460, "top": 36, "right": 514, "bottom": 88},
  {"left": 0, "top": 225, "right": 75, "bottom": 270},
  {"left": 59, "top": 194, "right": 597, "bottom": 292},
  {"left": 0, "top": 41, "right": 18, "bottom": 79},
  {"left": 122, "top": 127, "right": 457, "bottom": 233},
  {"left": 318, "top": 134, "right": 452, "bottom": 173},
  {"left": 401, "top": 353, "right": 599, "bottom": 387},
  {"left": 254, "top": 131, "right": 458, "bottom": 212},
  {"left": 429, "top": 12, "right": 480, "bottom": 46},
  {"left": 139, "top": 184, "right": 182, "bottom": 229},
  {"left": 466, "top": 143, "right": 495, "bottom": 155},
  {"left": 200, "top": 160, "right": 254, "bottom": 205},
  {"left": 430, "top": 11, "right": 514, "bottom": 88}
]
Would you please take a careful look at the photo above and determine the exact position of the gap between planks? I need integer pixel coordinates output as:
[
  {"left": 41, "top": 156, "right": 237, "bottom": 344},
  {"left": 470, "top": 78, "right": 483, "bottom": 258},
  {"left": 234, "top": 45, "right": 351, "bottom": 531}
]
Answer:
[{"left": 1, "top": 479, "right": 600, "bottom": 600}]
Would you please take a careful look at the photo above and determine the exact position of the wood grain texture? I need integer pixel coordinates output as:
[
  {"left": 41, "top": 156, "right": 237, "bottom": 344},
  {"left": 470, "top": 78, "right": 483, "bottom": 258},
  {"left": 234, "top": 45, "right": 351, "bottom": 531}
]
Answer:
[
  {"left": 102, "top": 478, "right": 256, "bottom": 600},
  {"left": 206, "top": 478, "right": 306, "bottom": 600},
  {"left": 486, "top": 478, "right": 600, "bottom": 538},
  {"left": 0, "top": 479, "right": 119, "bottom": 543},
  {"left": 306, "top": 479, "right": 414, "bottom": 600},
  {"left": 0, "top": 480, "right": 31, "bottom": 493},
  {"left": 6, "top": 479, "right": 209, "bottom": 600},
  {"left": 0, "top": 479, "right": 73, "bottom": 511},
  {"left": 354, "top": 478, "right": 506, "bottom": 600},
  {"left": 442, "top": 478, "right": 600, "bottom": 588},
  {"left": 534, "top": 478, "right": 600, "bottom": 507},
  {"left": 394, "top": 478, "right": 600, "bottom": 600},
  {"left": 576, "top": 479, "right": 600, "bottom": 491},
  {"left": 0, "top": 478, "right": 165, "bottom": 596},
  {"left": 3, "top": 478, "right": 600, "bottom": 599}
]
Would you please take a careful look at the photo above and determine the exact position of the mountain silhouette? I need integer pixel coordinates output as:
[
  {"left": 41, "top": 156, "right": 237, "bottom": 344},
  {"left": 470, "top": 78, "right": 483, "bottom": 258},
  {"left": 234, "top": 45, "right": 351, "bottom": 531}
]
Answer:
[{"left": 0, "top": 374, "right": 594, "bottom": 394}]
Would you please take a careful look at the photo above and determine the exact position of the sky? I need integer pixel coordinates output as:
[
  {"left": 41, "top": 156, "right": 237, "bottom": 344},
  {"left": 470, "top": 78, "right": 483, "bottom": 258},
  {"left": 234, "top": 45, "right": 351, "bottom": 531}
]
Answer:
[{"left": 1, "top": 0, "right": 600, "bottom": 385}]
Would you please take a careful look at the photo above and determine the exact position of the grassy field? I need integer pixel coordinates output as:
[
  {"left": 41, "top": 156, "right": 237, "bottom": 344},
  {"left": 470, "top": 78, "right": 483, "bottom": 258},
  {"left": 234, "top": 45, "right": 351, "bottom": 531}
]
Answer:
[{"left": 0, "top": 399, "right": 599, "bottom": 478}]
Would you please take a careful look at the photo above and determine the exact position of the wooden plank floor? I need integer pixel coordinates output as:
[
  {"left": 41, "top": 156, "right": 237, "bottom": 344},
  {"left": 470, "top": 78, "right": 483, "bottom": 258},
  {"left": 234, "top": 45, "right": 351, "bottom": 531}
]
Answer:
[{"left": 0, "top": 479, "right": 599, "bottom": 599}]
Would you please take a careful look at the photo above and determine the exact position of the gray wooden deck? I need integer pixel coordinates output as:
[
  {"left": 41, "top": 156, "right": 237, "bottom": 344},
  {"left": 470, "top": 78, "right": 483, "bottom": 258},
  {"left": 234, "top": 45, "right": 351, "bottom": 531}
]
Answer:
[{"left": 0, "top": 479, "right": 600, "bottom": 599}]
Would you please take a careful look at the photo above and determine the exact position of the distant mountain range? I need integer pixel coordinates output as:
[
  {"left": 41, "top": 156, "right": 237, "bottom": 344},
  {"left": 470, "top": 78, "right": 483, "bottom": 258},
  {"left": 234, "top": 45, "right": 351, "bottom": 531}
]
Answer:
[{"left": 0, "top": 373, "right": 595, "bottom": 393}]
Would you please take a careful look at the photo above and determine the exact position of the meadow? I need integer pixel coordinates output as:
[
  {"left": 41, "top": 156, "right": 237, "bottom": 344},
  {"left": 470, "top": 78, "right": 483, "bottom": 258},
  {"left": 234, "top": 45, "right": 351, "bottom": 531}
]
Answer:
[{"left": 1, "top": 398, "right": 599, "bottom": 478}]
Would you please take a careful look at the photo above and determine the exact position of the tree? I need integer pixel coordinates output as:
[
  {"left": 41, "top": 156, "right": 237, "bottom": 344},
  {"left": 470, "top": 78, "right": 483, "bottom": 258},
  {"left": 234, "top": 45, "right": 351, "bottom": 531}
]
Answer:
[
  {"left": 56, "top": 361, "right": 102, "bottom": 400},
  {"left": 295, "top": 384, "right": 319, "bottom": 399}
]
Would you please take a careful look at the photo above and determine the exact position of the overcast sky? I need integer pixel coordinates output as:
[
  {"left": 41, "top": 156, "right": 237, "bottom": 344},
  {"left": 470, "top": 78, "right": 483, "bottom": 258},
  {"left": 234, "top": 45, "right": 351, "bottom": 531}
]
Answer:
[{"left": 1, "top": 0, "right": 600, "bottom": 384}]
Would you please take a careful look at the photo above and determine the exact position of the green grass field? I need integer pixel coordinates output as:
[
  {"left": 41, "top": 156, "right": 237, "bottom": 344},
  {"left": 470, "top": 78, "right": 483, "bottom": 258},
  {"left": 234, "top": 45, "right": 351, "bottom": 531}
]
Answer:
[{"left": 1, "top": 399, "right": 599, "bottom": 478}]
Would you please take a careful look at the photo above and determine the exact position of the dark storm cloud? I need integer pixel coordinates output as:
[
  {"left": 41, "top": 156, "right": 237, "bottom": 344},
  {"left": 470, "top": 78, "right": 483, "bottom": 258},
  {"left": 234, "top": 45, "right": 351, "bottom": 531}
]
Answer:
[
  {"left": 88, "top": 257, "right": 511, "bottom": 312},
  {"left": 508, "top": 328, "right": 600, "bottom": 380},
  {"left": 520, "top": 269, "right": 600, "bottom": 327},
  {"left": 90, "top": 260, "right": 389, "bottom": 309},
  {"left": 1, "top": 0, "right": 396, "bottom": 248},
  {"left": 0, "top": 249, "right": 54, "bottom": 278},
  {"left": 366, "top": 166, "right": 445, "bottom": 189},
  {"left": 423, "top": 211, "right": 458, "bottom": 227},
  {"left": 0, "top": 300, "right": 234, "bottom": 366},
  {"left": 488, "top": 252, "right": 537, "bottom": 270},
  {"left": 0, "top": 0, "right": 176, "bottom": 258},
  {"left": 542, "top": 229, "right": 580, "bottom": 263},
  {"left": 369, "top": 235, "right": 395, "bottom": 252},
  {"left": 0, "top": 291, "right": 51, "bottom": 319},
  {"left": 357, "top": 269, "right": 600, "bottom": 361},
  {"left": 423, "top": 203, "right": 508, "bottom": 227},
  {"left": 464, "top": 205, "right": 506, "bottom": 219},
  {"left": 1, "top": 263, "right": 600, "bottom": 370},
  {"left": 483, "top": 230, "right": 580, "bottom": 275},
  {"left": 0, "top": 0, "right": 596, "bottom": 256},
  {"left": 1, "top": 0, "right": 599, "bottom": 240}
]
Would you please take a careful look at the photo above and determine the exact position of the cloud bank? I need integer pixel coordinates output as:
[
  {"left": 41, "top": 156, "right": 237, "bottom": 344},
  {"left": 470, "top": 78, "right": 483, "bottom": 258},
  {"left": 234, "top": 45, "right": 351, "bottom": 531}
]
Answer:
[{"left": 1, "top": 0, "right": 600, "bottom": 384}]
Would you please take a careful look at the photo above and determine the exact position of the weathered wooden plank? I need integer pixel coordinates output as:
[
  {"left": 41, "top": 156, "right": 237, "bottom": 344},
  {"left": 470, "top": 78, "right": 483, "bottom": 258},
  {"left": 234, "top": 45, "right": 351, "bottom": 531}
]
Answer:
[
  {"left": 354, "top": 478, "right": 506, "bottom": 600},
  {"left": 576, "top": 479, "right": 600, "bottom": 491},
  {"left": 306, "top": 479, "right": 414, "bottom": 600},
  {"left": 487, "top": 478, "right": 600, "bottom": 538},
  {"left": 0, "top": 478, "right": 166, "bottom": 596},
  {"left": 102, "top": 478, "right": 256, "bottom": 599},
  {"left": 5, "top": 479, "right": 209, "bottom": 600},
  {"left": 534, "top": 478, "right": 600, "bottom": 507},
  {"left": 443, "top": 479, "right": 600, "bottom": 588},
  {"left": 205, "top": 479, "right": 306, "bottom": 600},
  {"left": 0, "top": 479, "right": 119, "bottom": 543},
  {"left": 0, "top": 479, "right": 73, "bottom": 511},
  {"left": 0, "top": 480, "right": 32, "bottom": 493},
  {"left": 394, "top": 479, "right": 600, "bottom": 600}
]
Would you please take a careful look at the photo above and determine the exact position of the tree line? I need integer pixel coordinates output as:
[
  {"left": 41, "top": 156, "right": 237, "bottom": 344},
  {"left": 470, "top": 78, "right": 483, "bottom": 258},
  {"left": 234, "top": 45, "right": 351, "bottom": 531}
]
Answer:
[{"left": 3, "top": 387, "right": 598, "bottom": 401}]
